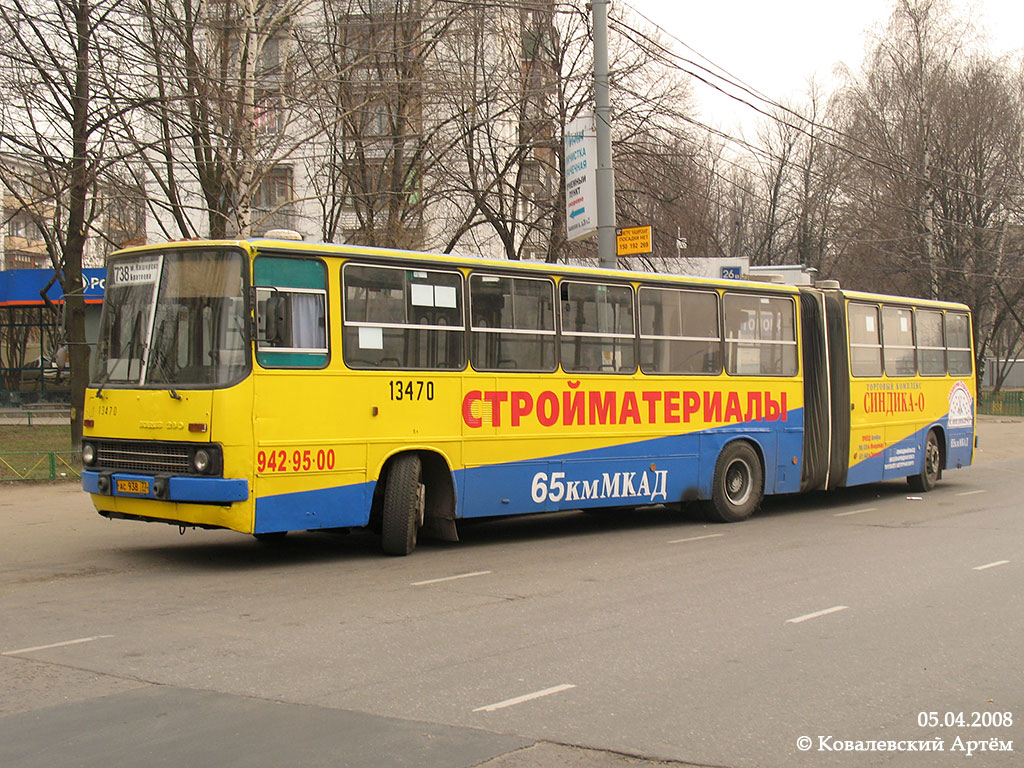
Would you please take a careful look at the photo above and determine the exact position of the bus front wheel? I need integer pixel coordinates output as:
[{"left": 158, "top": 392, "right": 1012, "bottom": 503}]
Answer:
[
  {"left": 706, "top": 441, "right": 763, "bottom": 523},
  {"left": 381, "top": 454, "right": 425, "bottom": 556},
  {"left": 908, "top": 430, "right": 941, "bottom": 492}
]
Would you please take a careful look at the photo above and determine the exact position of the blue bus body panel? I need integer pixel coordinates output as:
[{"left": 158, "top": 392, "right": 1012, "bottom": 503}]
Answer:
[
  {"left": 456, "top": 408, "right": 804, "bottom": 519},
  {"left": 254, "top": 483, "right": 373, "bottom": 533}
]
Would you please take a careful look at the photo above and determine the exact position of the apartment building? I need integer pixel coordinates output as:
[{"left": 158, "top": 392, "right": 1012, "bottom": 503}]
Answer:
[{"left": 143, "top": 0, "right": 561, "bottom": 259}]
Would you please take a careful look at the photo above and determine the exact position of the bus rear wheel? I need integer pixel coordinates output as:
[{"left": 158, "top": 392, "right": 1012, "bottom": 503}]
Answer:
[
  {"left": 381, "top": 454, "right": 424, "bottom": 556},
  {"left": 706, "top": 441, "right": 763, "bottom": 523},
  {"left": 908, "top": 430, "right": 941, "bottom": 492}
]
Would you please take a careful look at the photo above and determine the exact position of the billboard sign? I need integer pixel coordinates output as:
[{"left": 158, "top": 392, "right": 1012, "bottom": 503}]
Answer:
[{"left": 564, "top": 112, "right": 598, "bottom": 241}]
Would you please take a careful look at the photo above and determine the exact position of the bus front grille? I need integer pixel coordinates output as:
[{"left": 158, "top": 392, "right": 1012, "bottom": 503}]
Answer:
[{"left": 93, "top": 440, "right": 194, "bottom": 474}]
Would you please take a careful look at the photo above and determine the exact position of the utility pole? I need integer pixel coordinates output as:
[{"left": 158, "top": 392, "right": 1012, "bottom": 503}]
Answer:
[{"left": 592, "top": 0, "right": 616, "bottom": 269}]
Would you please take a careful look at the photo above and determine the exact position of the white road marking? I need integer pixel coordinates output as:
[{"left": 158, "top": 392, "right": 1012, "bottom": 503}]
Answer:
[
  {"left": 973, "top": 560, "right": 1009, "bottom": 571},
  {"left": 956, "top": 490, "right": 987, "bottom": 497},
  {"left": 667, "top": 533, "right": 724, "bottom": 544},
  {"left": 786, "top": 606, "right": 849, "bottom": 624},
  {"left": 2, "top": 635, "right": 114, "bottom": 656},
  {"left": 834, "top": 507, "right": 876, "bottom": 517},
  {"left": 473, "top": 684, "right": 576, "bottom": 713},
  {"left": 411, "top": 570, "right": 491, "bottom": 586}
]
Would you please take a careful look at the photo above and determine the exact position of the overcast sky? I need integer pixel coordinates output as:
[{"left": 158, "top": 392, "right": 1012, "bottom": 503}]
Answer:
[{"left": 624, "top": 0, "right": 1024, "bottom": 135}]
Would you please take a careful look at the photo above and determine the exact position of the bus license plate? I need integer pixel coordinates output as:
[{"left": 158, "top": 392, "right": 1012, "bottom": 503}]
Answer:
[{"left": 116, "top": 479, "right": 150, "bottom": 495}]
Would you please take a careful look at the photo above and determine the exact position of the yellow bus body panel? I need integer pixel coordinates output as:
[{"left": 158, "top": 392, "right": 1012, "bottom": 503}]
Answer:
[{"left": 83, "top": 380, "right": 256, "bottom": 532}]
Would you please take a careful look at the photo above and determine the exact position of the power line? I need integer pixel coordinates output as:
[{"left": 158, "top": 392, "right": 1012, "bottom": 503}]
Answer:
[{"left": 611, "top": 4, "right": 1024, "bottom": 212}]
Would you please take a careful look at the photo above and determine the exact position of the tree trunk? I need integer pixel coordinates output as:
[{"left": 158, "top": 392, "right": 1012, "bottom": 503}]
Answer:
[{"left": 65, "top": 0, "right": 92, "bottom": 450}]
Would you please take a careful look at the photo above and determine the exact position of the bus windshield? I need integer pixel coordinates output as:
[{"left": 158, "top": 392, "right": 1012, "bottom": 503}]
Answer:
[{"left": 91, "top": 248, "right": 249, "bottom": 388}]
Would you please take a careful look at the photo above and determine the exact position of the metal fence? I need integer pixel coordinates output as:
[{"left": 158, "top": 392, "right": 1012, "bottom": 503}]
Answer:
[
  {"left": 978, "top": 390, "right": 1024, "bottom": 417},
  {"left": 0, "top": 451, "right": 81, "bottom": 481},
  {"left": 0, "top": 408, "right": 69, "bottom": 426}
]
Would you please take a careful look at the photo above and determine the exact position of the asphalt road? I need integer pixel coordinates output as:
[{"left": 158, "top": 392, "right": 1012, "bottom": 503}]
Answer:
[{"left": 2, "top": 416, "right": 1022, "bottom": 767}]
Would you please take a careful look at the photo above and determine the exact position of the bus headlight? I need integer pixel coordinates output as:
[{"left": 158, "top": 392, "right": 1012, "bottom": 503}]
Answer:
[
  {"left": 187, "top": 444, "right": 222, "bottom": 475},
  {"left": 193, "top": 448, "right": 211, "bottom": 474},
  {"left": 82, "top": 443, "right": 96, "bottom": 466}
]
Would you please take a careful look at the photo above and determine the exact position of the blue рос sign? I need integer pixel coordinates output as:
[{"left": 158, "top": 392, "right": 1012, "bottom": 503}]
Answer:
[{"left": 0, "top": 267, "right": 106, "bottom": 306}]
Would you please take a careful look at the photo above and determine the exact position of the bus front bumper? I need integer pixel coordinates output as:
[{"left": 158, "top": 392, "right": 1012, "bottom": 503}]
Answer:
[{"left": 82, "top": 470, "right": 249, "bottom": 504}]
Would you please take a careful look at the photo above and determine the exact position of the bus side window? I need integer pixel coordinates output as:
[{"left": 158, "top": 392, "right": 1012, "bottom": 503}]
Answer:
[
  {"left": 848, "top": 303, "right": 882, "bottom": 377},
  {"left": 723, "top": 292, "right": 797, "bottom": 376},
  {"left": 254, "top": 257, "right": 328, "bottom": 368},
  {"left": 881, "top": 306, "right": 916, "bottom": 377},
  {"left": 559, "top": 280, "right": 635, "bottom": 374},
  {"left": 469, "top": 274, "right": 556, "bottom": 372},
  {"left": 343, "top": 263, "right": 465, "bottom": 370},
  {"left": 639, "top": 286, "right": 720, "bottom": 375},
  {"left": 945, "top": 312, "right": 973, "bottom": 375},
  {"left": 916, "top": 309, "right": 945, "bottom": 376}
]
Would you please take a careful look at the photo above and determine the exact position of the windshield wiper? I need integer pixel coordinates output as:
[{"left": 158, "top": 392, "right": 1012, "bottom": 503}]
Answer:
[
  {"left": 147, "top": 346, "right": 182, "bottom": 400},
  {"left": 95, "top": 310, "right": 143, "bottom": 399}
]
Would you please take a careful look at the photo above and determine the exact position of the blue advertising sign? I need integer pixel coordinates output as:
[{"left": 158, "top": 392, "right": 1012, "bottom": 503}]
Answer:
[{"left": 0, "top": 267, "right": 106, "bottom": 306}]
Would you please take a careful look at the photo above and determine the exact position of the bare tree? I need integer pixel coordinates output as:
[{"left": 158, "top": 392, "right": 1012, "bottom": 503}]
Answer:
[
  {"left": 732, "top": 83, "right": 850, "bottom": 275},
  {"left": 0, "top": 0, "right": 141, "bottom": 444},
  {"left": 835, "top": 0, "right": 972, "bottom": 296},
  {"left": 834, "top": 0, "right": 1024, "bottom": 375},
  {"left": 427, "top": 0, "right": 563, "bottom": 259},
  {"left": 792, "top": 84, "right": 850, "bottom": 277},
  {"left": 117, "top": 0, "right": 318, "bottom": 240},
  {"left": 748, "top": 111, "right": 800, "bottom": 265},
  {"left": 300, "top": 0, "right": 475, "bottom": 249},
  {"left": 432, "top": 1, "right": 702, "bottom": 265}
]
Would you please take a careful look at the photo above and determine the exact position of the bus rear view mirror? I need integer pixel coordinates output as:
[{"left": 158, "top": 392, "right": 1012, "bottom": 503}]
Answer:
[{"left": 263, "top": 293, "right": 287, "bottom": 346}]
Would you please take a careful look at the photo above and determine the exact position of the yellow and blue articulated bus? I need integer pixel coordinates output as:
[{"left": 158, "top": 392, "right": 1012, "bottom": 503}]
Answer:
[{"left": 81, "top": 240, "right": 976, "bottom": 555}]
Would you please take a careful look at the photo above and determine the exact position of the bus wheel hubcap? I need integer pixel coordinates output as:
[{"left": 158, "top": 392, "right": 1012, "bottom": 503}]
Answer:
[
  {"left": 926, "top": 441, "right": 939, "bottom": 476},
  {"left": 725, "top": 461, "right": 751, "bottom": 505}
]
